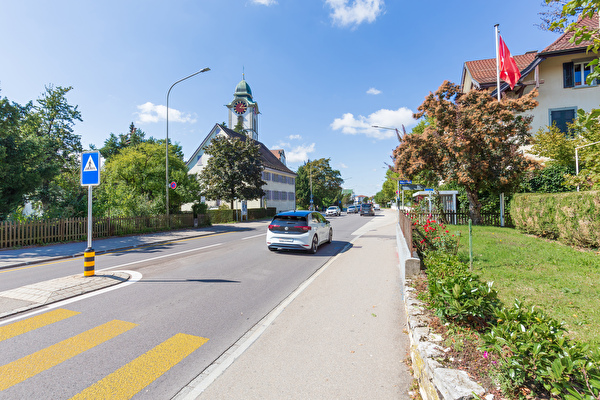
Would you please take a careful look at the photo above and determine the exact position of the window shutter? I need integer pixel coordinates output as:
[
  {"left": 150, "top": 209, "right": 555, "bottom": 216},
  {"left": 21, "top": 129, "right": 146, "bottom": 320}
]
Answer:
[{"left": 563, "top": 62, "right": 574, "bottom": 88}]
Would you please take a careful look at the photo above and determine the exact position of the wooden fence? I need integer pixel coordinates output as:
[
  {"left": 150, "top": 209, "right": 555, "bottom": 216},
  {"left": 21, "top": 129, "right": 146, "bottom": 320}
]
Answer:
[
  {"left": 406, "top": 211, "right": 513, "bottom": 227},
  {"left": 0, "top": 214, "right": 206, "bottom": 249}
]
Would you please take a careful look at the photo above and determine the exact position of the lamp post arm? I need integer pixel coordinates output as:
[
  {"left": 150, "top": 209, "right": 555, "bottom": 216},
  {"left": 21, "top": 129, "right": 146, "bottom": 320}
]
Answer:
[{"left": 165, "top": 67, "right": 210, "bottom": 226}]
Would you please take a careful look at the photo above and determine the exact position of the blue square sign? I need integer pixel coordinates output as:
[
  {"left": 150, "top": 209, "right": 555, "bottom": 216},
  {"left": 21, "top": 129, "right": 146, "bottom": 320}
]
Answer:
[{"left": 81, "top": 151, "right": 100, "bottom": 186}]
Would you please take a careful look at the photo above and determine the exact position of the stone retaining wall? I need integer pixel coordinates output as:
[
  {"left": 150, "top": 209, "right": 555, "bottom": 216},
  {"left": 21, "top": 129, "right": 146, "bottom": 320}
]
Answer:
[{"left": 396, "top": 221, "right": 488, "bottom": 400}]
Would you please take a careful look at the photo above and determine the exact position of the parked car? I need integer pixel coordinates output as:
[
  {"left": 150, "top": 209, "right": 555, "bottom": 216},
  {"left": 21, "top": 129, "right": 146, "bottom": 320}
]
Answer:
[
  {"left": 373, "top": 203, "right": 381, "bottom": 210},
  {"left": 359, "top": 203, "right": 375, "bottom": 216},
  {"left": 266, "top": 211, "right": 332, "bottom": 253},
  {"left": 347, "top": 205, "right": 357, "bottom": 214},
  {"left": 325, "top": 206, "right": 341, "bottom": 217}
]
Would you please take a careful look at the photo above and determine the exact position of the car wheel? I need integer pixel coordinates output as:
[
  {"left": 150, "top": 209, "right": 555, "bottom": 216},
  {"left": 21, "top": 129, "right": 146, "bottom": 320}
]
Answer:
[
  {"left": 309, "top": 235, "right": 318, "bottom": 254},
  {"left": 327, "top": 228, "right": 333, "bottom": 243}
]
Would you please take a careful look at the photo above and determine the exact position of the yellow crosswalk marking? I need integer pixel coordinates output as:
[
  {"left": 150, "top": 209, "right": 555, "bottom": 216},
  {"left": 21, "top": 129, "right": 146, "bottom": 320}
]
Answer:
[
  {"left": 70, "top": 333, "right": 209, "bottom": 400},
  {"left": 0, "top": 309, "right": 80, "bottom": 342},
  {"left": 0, "top": 319, "right": 137, "bottom": 391}
]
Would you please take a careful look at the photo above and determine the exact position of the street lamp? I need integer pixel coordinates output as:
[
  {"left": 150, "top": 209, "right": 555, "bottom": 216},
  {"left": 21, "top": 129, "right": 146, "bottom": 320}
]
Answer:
[
  {"left": 575, "top": 140, "right": 600, "bottom": 192},
  {"left": 373, "top": 125, "right": 405, "bottom": 209},
  {"left": 166, "top": 67, "right": 210, "bottom": 226}
]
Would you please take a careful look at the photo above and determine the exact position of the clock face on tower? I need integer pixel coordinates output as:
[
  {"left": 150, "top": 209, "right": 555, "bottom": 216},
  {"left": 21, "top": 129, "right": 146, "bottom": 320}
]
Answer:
[{"left": 233, "top": 100, "right": 248, "bottom": 115}]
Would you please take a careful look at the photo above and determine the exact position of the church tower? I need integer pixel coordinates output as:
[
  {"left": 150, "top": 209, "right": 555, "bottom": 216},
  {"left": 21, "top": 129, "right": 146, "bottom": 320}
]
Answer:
[{"left": 226, "top": 75, "right": 259, "bottom": 140}]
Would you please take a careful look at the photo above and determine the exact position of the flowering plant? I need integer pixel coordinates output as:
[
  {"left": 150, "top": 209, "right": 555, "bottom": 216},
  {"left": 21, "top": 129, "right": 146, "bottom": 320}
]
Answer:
[{"left": 411, "top": 216, "right": 459, "bottom": 256}]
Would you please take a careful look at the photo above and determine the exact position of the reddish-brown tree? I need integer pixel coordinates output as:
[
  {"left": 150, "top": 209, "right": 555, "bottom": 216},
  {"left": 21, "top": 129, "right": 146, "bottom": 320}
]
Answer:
[{"left": 393, "top": 81, "right": 538, "bottom": 224}]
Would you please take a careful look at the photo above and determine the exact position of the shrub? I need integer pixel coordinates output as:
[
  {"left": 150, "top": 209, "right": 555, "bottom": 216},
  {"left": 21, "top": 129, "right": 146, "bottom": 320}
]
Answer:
[
  {"left": 423, "top": 253, "right": 501, "bottom": 329},
  {"left": 483, "top": 299, "right": 600, "bottom": 399},
  {"left": 412, "top": 218, "right": 459, "bottom": 257}
]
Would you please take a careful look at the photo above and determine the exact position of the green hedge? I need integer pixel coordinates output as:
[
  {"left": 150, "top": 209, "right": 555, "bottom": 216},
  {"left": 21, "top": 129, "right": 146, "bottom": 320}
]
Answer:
[
  {"left": 207, "top": 207, "right": 277, "bottom": 224},
  {"left": 510, "top": 191, "right": 600, "bottom": 248}
]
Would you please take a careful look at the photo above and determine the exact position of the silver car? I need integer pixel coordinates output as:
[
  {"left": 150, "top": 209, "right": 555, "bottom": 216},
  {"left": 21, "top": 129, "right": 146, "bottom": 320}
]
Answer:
[{"left": 266, "top": 211, "right": 332, "bottom": 253}]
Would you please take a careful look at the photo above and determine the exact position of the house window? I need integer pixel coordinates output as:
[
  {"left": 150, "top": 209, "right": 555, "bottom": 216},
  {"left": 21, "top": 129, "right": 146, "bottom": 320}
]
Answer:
[
  {"left": 288, "top": 192, "right": 295, "bottom": 201},
  {"left": 263, "top": 171, "right": 271, "bottom": 181},
  {"left": 281, "top": 191, "right": 287, "bottom": 201},
  {"left": 549, "top": 107, "right": 577, "bottom": 136},
  {"left": 564, "top": 61, "right": 598, "bottom": 88},
  {"left": 265, "top": 190, "right": 271, "bottom": 200},
  {"left": 273, "top": 191, "right": 280, "bottom": 201}
]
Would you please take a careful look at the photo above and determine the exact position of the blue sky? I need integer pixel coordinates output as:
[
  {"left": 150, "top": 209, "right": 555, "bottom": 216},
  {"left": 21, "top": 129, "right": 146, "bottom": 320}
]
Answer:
[{"left": 1, "top": 0, "right": 560, "bottom": 197}]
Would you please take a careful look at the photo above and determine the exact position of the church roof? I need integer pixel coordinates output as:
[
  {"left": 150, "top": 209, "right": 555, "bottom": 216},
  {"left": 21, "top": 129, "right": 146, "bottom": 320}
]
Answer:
[
  {"left": 235, "top": 79, "right": 253, "bottom": 99},
  {"left": 186, "top": 124, "right": 296, "bottom": 176}
]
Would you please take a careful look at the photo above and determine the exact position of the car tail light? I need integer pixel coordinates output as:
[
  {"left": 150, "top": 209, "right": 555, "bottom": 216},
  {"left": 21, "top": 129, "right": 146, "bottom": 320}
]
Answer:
[
  {"left": 268, "top": 224, "right": 280, "bottom": 230},
  {"left": 298, "top": 226, "right": 311, "bottom": 231}
]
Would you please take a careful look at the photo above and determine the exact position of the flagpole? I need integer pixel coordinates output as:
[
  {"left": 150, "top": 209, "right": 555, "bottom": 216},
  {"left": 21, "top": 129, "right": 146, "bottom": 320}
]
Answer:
[{"left": 495, "top": 24, "right": 501, "bottom": 101}]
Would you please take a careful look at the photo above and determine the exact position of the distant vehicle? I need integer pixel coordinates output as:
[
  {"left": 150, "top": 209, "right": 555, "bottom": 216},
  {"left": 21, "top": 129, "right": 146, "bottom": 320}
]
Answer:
[
  {"left": 325, "top": 206, "right": 341, "bottom": 217},
  {"left": 347, "top": 205, "right": 357, "bottom": 214},
  {"left": 266, "top": 211, "right": 332, "bottom": 253},
  {"left": 373, "top": 203, "right": 381, "bottom": 210},
  {"left": 359, "top": 203, "right": 374, "bottom": 216}
]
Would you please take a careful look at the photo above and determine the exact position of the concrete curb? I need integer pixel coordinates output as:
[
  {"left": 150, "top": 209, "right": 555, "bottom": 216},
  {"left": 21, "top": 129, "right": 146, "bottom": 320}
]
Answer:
[{"left": 396, "top": 222, "right": 487, "bottom": 400}]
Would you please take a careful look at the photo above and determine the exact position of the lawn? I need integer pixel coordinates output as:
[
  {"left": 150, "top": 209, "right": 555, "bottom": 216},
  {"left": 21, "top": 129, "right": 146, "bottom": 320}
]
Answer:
[{"left": 450, "top": 224, "right": 600, "bottom": 347}]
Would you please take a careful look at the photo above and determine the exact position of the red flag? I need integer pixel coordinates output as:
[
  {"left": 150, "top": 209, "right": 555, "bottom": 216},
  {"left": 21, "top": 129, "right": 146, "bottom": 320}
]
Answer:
[{"left": 498, "top": 35, "right": 521, "bottom": 90}]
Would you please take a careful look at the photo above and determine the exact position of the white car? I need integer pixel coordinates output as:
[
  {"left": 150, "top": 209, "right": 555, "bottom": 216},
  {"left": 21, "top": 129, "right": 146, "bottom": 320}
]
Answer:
[
  {"left": 267, "top": 211, "right": 332, "bottom": 253},
  {"left": 325, "top": 206, "right": 341, "bottom": 217}
]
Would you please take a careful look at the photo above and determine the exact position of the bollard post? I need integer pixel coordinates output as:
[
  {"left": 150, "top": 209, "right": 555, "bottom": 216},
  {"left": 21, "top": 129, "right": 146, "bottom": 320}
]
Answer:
[{"left": 84, "top": 247, "right": 95, "bottom": 277}]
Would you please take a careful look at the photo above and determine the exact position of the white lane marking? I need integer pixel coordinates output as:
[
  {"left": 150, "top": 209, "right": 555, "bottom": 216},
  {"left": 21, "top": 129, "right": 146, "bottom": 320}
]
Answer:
[
  {"left": 241, "top": 233, "right": 266, "bottom": 240},
  {"left": 100, "top": 243, "right": 223, "bottom": 271},
  {"left": 0, "top": 271, "right": 142, "bottom": 326}
]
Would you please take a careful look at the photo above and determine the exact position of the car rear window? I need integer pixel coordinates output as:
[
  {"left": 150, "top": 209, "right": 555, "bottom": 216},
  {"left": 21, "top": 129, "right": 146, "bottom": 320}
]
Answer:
[{"left": 272, "top": 216, "right": 308, "bottom": 226}]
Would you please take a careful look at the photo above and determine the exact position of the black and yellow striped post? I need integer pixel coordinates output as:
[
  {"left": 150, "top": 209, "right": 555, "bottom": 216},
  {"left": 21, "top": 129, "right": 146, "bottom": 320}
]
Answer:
[{"left": 84, "top": 247, "right": 95, "bottom": 277}]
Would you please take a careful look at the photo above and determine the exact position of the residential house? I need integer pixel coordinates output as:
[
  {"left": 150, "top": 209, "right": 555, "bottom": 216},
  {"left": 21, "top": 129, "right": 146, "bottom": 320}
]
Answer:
[{"left": 461, "top": 14, "right": 599, "bottom": 136}]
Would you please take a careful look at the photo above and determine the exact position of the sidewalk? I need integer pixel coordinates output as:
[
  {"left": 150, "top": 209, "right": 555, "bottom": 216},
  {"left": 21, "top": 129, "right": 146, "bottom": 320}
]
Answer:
[{"left": 179, "top": 210, "right": 413, "bottom": 399}]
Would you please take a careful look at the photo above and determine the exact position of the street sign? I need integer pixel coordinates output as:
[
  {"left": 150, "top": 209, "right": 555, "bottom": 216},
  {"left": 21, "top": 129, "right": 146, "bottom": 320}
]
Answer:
[
  {"left": 424, "top": 188, "right": 434, "bottom": 192},
  {"left": 81, "top": 151, "right": 100, "bottom": 186},
  {"left": 398, "top": 180, "right": 412, "bottom": 184},
  {"left": 401, "top": 184, "right": 426, "bottom": 190},
  {"left": 170, "top": 181, "right": 177, "bottom": 189}
]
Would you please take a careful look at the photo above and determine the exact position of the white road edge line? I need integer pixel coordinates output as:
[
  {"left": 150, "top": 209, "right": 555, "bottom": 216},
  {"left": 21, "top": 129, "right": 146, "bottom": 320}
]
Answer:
[
  {"left": 175, "top": 236, "right": 363, "bottom": 400},
  {"left": 0, "top": 270, "right": 143, "bottom": 326}
]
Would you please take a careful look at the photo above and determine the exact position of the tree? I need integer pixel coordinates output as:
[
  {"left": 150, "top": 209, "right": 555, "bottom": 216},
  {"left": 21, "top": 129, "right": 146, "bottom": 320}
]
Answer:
[
  {"left": 544, "top": 0, "right": 600, "bottom": 84},
  {"left": 100, "top": 122, "right": 149, "bottom": 160},
  {"left": 198, "top": 136, "right": 265, "bottom": 211},
  {"left": 393, "top": 81, "right": 538, "bottom": 224},
  {"left": 96, "top": 142, "right": 200, "bottom": 216},
  {"left": 295, "top": 159, "right": 343, "bottom": 209},
  {"left": 0, "top": 97, "right": 43, "bottom": 219},
  {"left": 21, "top": 86, "right": 83, "bottom": 212},
  {"left": 530, "top": 124, "right": 577, "bottom": 167}
]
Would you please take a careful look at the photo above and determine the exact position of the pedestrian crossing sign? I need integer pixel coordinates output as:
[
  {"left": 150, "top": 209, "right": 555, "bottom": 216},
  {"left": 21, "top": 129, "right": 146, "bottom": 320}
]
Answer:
[{"left": 81, "top": 151, "right": 101, "bottom": 186}]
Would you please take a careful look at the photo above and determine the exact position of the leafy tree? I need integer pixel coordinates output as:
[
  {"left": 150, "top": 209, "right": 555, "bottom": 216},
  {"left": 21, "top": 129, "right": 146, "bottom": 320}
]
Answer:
[
  {"left": 531, "top": 108, "right": 600, "bottom": 189},
  {"left": 295, "top": 158, "right": 343, "bottom": 209},
  {"left": 530, "top": 124, "right": 576, "bottom": 167},
  {"left": 544, "top": 0, "right": 600, "bottom": 84},
  {"left": 96, "top": 142, "right": 199, "bottom": 216},
  {"left": 198, "top": 135, "right": 265, "bottom": 210},
  {"left": 0, "top": 97, "right": 43, "bottom": 219},
  {"left": 393, "top": 81, "right": 538, "bottom": 224},
  {"left": 21, "top": 85, "right": 83, "bottom": 212},
  {"left": 100, "top": 122, "right": 151, "bottom": 160}
]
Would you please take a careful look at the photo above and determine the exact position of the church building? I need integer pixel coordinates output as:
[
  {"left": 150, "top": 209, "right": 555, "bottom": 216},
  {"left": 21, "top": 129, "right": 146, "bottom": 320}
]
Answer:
[{"left": 185, "top": 76, "right": 297, "bottom": 212}]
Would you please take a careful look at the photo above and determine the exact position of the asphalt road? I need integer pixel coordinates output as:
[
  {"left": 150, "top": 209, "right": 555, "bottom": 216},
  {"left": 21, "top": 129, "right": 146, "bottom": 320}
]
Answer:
[{"left": 0, "top": 212, "right": 374, "bottom": 399}]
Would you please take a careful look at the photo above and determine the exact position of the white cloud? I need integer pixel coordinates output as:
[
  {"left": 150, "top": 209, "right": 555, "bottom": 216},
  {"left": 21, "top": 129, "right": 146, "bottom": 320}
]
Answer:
[
  {"left": 325, "top": 0, "right": 384, "bottom": 28},
  {"left": 340, "top": 162, "right": 348, "bottom": 169},
  {"left": 136, "top": 102, "right": 196, "bottom": 124},
  {"left": 330, "top": 107, "right": 415, "bottom": 139},
  {"left": 252, "top": 0, "right": 277, "bottom": 5},
  {"left": 367, "top": 87, "right": 381, "bottom": 95},
  {"left": 286, "top": 143, "right": 316, "bottom": 163},
  {"left": 288, "top": 134, "right": 302, "bottom": 140}
]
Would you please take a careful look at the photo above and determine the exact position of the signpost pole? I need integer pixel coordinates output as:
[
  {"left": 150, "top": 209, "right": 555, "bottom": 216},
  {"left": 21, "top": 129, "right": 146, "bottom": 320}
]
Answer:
[{"left": 81, "top": 151, "right": 100, "bottom": 277}]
